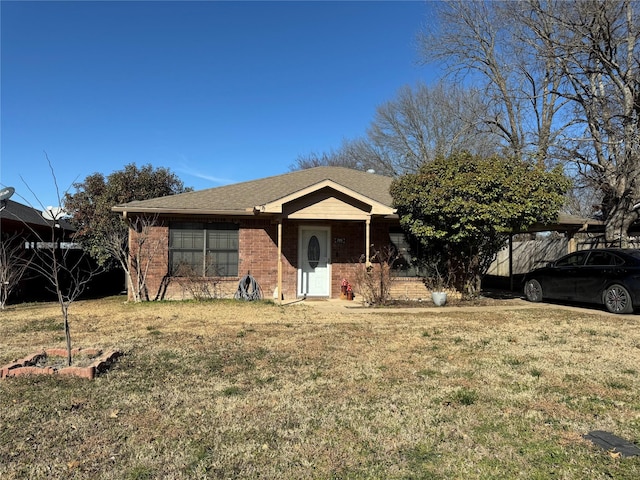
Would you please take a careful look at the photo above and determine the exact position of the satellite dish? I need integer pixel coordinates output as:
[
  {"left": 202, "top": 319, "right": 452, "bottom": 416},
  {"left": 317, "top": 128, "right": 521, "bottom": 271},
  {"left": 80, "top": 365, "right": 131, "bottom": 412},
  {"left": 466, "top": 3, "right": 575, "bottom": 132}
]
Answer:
[
  {"left": 42, "top": 210, "right": 56, "bottom": 221},
  {"left": 42, "top": 206, "right": 66, "bottom": 221},
  {"left": 0, "top": 186, "right": 15, "bottom": 202}
]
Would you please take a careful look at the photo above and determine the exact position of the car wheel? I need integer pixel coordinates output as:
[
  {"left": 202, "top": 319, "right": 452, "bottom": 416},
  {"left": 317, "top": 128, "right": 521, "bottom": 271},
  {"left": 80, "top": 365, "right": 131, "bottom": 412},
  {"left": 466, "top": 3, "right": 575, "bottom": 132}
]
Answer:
[
  {"left": 603, "top": 284, "right": 634, "bottom": 314},
  {"left": 524, "top": 279, "right": 543, "bottom": 303}
]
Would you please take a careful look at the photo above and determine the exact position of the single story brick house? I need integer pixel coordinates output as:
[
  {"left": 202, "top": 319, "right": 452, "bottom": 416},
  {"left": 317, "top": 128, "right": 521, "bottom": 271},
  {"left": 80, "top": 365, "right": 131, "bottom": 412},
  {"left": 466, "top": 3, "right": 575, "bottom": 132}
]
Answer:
[{"left": 112, "top": 166, "right": 427, "bottom": 301}]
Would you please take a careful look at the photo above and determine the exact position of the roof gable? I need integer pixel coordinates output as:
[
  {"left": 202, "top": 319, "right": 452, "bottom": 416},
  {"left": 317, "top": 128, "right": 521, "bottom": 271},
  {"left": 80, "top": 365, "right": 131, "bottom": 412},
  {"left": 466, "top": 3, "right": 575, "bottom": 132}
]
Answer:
[{"left": 256, "top": 179, "right": 394, "bottom": 216}]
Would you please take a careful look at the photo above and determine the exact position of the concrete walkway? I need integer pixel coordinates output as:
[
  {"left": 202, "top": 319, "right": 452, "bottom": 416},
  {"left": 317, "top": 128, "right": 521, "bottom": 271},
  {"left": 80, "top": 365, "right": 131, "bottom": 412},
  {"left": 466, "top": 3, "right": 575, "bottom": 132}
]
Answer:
[
  {"left": 290, "top": 297, "right": 540, "bottom": 314},
  {"left": 292, "top": 297, "right": 636, "bottom": 316}
]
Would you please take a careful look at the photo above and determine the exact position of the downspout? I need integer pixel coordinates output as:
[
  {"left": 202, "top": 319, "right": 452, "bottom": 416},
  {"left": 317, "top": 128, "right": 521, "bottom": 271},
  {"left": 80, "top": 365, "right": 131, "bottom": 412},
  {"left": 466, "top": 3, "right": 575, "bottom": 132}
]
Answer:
[
  {"left": 365, "top": 216, "right": 371, "bottom": 267},
  {"left": 122, "top": 211, "right": 130, "bottom": 300}
]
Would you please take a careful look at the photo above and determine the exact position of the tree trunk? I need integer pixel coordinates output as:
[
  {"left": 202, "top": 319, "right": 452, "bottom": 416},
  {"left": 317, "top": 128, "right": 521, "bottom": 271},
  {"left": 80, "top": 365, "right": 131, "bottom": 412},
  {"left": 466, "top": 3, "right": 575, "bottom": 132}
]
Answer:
[
  {"left": 60, "top": 302, "right": 72, "bottom": 366},
  {"left": 605, "top": 206, "right": 637, "bottom": 247},
  {"left": 462, "top": 274, "right": 483, "bottom": 299},
  {"left": 125, "top": 268, "right": 140, "bottom": 302},
  {"left": 65, "top": 317, "right": 72, "bottom": 367}
]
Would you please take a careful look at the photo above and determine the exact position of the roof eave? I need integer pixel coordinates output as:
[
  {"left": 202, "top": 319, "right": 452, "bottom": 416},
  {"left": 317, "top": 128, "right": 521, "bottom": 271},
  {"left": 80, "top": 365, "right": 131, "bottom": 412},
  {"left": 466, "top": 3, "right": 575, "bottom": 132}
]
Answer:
[{"left": 112, "top": 206, "right": 257, "bottom": 216}]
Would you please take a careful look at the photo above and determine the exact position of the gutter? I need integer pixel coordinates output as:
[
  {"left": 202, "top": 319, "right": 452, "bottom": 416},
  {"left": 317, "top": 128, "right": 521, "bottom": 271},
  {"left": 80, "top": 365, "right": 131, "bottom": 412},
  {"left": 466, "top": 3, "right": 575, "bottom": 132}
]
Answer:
[{"left": 111, "top": 207, "right": 256, "bottom": 216}]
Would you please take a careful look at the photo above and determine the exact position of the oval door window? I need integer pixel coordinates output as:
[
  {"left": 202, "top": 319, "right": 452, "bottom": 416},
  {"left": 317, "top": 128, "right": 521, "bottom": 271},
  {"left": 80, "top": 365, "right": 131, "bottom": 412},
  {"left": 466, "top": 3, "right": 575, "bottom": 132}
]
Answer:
[{"left": 307, "top": 235, "right": 320, "bottom": 269}]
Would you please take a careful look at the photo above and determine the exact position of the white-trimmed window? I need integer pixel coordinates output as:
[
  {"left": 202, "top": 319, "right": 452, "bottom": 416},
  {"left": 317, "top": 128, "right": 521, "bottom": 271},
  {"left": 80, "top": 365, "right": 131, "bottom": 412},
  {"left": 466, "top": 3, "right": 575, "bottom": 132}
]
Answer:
[{"left": 169, "top": 222, "right": 239, "bottom": 277}]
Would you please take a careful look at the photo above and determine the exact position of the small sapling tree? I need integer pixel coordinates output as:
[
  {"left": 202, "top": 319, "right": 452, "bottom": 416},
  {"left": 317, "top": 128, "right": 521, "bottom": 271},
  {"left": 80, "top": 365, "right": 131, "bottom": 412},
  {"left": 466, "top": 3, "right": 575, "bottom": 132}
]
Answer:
[
  {"left": 22, "top": 159, "right": 102, "bottom": 365},
  {"left": 27, "top": 211, "right": 101, "bottom": 365}
]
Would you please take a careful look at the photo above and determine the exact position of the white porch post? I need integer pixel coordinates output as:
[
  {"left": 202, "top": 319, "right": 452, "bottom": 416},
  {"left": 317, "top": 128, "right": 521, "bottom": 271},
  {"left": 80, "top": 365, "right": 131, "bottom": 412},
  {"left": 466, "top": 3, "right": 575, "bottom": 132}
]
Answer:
[
  {"left": 277, "top": 219, "right": 283, "bottom": 305},
  {"left": 365, "top": 216, "right": 371, "bottom": 267}
]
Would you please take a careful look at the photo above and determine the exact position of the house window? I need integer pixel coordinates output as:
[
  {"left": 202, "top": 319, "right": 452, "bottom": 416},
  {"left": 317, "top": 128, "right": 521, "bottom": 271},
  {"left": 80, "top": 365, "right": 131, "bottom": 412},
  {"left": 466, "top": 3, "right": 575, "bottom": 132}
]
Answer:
[
  {"left": 389, "top": 229, "right": 424, "bottom": 277},
  {"left": 169, "top": 222, "right": 239, "bottom": 277}
]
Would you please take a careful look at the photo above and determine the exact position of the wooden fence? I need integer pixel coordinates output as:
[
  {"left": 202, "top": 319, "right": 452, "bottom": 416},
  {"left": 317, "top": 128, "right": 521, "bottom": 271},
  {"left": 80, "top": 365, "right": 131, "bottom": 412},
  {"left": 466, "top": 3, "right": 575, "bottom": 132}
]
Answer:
[{"left": 487, "top": 235, "right": 640, "bottom": 276}]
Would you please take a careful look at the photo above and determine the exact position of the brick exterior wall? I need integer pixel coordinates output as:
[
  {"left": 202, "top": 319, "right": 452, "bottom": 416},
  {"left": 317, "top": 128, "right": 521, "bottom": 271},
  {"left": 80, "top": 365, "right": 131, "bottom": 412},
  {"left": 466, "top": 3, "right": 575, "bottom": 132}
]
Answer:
[
  {"left": 238, "top": 219, "right": 279, "bottom": 296},
  {"left": 128, "top": 217, "right": 431, "bottom": 301},
  {"left": 127, "top": 221, "right": 170, "bottom": 301}
]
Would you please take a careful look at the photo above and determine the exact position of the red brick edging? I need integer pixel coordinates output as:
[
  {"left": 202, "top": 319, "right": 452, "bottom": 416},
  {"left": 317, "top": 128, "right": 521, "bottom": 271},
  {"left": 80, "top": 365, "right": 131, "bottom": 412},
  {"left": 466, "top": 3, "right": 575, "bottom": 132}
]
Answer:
[{"left": 1, "top": 348, "right": 122, "bottom": 380}]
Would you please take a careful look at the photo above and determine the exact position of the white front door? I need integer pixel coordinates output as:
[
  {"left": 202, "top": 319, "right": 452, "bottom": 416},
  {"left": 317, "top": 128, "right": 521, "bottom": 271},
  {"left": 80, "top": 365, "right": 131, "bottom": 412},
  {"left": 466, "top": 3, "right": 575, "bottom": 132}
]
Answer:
[{"left": 298, "top": 227, "right": 331, "bottom": 297}]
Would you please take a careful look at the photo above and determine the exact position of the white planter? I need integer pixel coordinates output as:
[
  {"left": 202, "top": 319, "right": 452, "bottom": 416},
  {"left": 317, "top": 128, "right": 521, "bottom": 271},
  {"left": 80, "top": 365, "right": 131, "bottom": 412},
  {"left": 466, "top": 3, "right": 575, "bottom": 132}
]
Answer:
[{"left": 431, "top": 292, "right": 447, "bottom": 306}]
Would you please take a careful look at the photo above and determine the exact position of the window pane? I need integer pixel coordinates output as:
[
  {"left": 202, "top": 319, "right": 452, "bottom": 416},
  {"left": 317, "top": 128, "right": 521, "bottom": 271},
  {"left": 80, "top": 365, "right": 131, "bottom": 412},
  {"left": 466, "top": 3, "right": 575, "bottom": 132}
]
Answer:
[
  {"left": 171, "top": 250, "right": 203, "bottom": 276},
  {"left": 207, "top": 230, "right": 238, "bottom": 250},
  {"left": 389, "top": 230, "right": 423, "bottom": 277},
  {"left": 556, "top": 252, "right": 588, "bottom": 267},
  {"left": 206, "top": 252, "right": 223, "bottom": 276},
  {"left": 206, "top": 251, "right": 239, "bottom": 277},
  {"left": 586, "top": 252, "right": 613, "bottom": 266},
  {"left": 170, "top": 229, "right": 203, "bottom": 249},
  {"left": 170, "top": 222, "right": 239, "bottom": 278}
]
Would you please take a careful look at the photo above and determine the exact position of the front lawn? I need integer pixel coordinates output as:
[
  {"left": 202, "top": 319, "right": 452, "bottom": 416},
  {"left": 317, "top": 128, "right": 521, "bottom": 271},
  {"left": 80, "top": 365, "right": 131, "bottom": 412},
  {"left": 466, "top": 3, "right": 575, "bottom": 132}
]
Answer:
[{"left": 1, "top": 297, "right": 639, "bottom": 479}]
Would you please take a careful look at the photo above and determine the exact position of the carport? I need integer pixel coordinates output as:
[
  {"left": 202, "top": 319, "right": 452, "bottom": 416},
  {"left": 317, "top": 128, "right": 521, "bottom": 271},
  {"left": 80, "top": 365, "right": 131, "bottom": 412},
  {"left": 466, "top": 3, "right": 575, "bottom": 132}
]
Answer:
[{"left": 505, "top": 214, "right": 606, "bottom": 291}]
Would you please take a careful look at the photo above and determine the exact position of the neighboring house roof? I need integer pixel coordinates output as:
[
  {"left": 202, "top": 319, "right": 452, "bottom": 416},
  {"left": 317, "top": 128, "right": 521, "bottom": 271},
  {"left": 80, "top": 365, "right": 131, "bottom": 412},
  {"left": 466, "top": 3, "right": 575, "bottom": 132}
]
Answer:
[
  {"left": 0, "top": 199, "right": 75, "bottom": 232},
  {"left": 1, "top": 199, "right": 53, "bottom": 228},
  {"left": 113, "top": 167, "right": 396, "bottom": 216}
]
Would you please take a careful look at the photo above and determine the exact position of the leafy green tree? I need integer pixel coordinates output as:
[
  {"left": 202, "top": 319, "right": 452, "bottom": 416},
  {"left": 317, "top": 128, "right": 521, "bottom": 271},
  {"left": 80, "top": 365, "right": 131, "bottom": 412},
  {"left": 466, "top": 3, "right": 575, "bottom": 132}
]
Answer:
[
  {"left": 390, "top": 152, "right": 570, "bottom": 297},
  {"left": 64, "top": 163, "right": 190, "bottom": 275}
]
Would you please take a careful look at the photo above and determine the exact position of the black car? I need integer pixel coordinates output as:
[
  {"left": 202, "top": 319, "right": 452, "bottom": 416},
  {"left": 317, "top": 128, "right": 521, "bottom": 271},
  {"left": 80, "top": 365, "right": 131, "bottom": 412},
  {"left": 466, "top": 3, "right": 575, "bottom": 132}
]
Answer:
[{"left": 523, "top": 248, "right": 640, "bottom": 314}]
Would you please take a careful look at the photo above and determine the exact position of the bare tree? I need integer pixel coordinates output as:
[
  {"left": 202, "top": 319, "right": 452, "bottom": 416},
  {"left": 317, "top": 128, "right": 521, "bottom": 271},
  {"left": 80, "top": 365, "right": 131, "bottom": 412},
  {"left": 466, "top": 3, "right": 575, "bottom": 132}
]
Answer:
[
  {"left": 522, "top": 0, "right": 640, "bottom": 245},
  {"left": 15, "top": 156, "right": 103, "bottom": 365},
  {"left": 368, "top": 82, "right": 502, "bottom": 174},
  {"left": 419, "top": 1, "right": 567, "bottom": 166},
  {"left": 64, "top": 163, "right": 190, "bottom": 276},
  {"left": 354, "top": 246, "right": 399, "bottom": 306},
  {"left": 292, "top": 82, "right": 500, "bottom": 176},
  {"left": 28, "top": 221, "right": 101, "bottom": 366},
  {"left": 173, "top": 261, "right": 221, "bottom": 300},
  {"left": 0, "top": 232, "right": 31, "bottom": 309},
  {"left": 422, "top": 0, "right": 640, "bottom": 244},
  {"left": 291, "top": 137, "right": 396, "bottom": 176}
]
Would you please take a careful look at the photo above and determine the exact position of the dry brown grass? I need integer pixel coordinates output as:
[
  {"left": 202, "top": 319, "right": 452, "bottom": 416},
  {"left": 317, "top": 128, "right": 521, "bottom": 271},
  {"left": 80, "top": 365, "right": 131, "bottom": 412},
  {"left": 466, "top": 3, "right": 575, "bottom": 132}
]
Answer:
[{"left": 1, "top": 296, "right": 640, "bottom": 479}]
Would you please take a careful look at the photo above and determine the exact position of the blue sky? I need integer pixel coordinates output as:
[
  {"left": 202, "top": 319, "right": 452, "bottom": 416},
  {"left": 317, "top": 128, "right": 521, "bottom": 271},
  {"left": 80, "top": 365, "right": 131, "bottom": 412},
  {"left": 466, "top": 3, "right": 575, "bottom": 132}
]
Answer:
[{"left": 1, "top": 1, "right": 435, "bottom": 208}]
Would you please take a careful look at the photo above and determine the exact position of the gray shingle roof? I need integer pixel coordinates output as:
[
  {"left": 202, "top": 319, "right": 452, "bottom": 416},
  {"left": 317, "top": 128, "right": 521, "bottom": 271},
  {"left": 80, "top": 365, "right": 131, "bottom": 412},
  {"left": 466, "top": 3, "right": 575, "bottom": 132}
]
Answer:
[
  {"left": 1, "top": 199, "right": 51, "bottom": 227},
  {"left": 0, "top": 199, "right": 75, "bottom": 232},
  {"left": 113, "top": 167, "right": 394, "bottom": 214}
]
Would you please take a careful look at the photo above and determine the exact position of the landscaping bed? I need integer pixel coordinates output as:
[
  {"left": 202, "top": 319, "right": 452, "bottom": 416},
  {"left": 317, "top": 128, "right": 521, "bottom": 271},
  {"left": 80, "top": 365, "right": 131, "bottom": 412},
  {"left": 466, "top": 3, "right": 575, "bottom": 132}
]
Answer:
[{"left": 1, "top": 348, "right": 122, "bottom": 380}]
